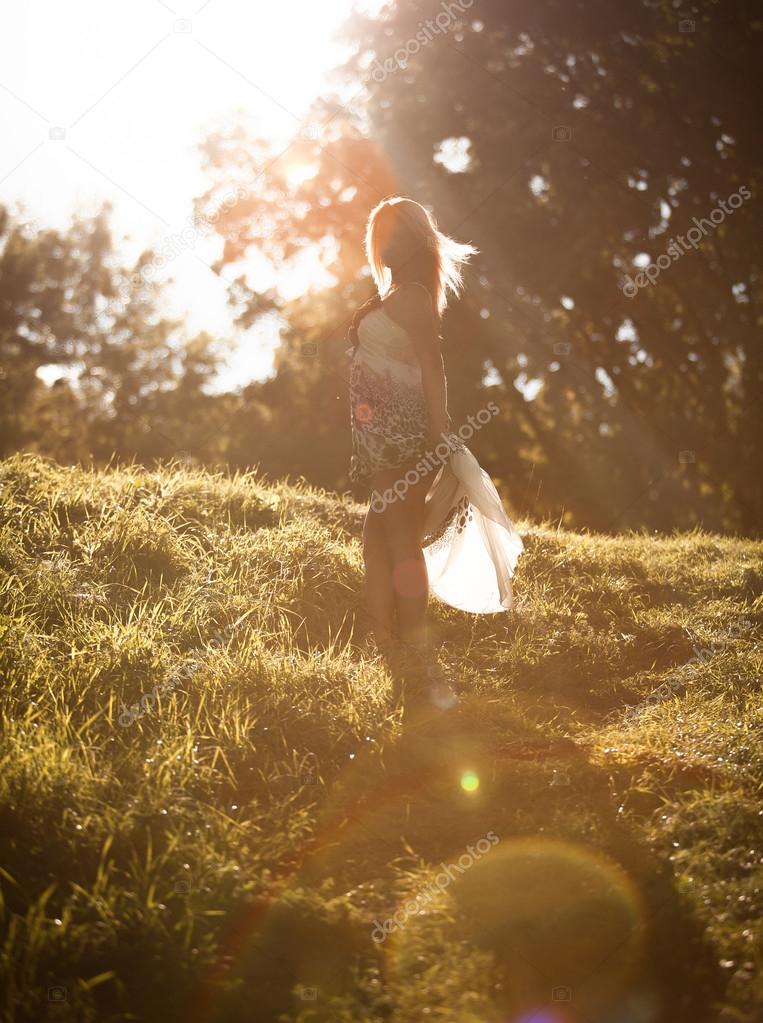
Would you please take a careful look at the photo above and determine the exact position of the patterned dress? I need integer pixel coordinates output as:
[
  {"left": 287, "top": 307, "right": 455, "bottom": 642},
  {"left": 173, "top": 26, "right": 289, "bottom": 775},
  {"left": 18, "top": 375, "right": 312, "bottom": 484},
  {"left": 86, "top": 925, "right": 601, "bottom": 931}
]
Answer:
[
  {"left": 349, "top": 306, "right": 430, "bottom": 483},
  {"left": 348, "top": 301, "right": 524, "bottom": 613}
]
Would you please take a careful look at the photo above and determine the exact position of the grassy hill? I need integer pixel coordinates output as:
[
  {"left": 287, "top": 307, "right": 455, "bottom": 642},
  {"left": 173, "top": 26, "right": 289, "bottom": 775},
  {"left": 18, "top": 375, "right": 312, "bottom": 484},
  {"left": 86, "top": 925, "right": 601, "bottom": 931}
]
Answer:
[{"left": 1, "top": 454, "right": 761, "bottom": 1023}]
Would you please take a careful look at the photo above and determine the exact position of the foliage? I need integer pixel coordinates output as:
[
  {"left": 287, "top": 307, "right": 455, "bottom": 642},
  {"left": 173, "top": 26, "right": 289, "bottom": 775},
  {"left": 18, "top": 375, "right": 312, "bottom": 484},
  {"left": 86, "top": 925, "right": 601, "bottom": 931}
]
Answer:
[
  {"left": 0, "top": 204, "right": 226, "bottom": 466},
  {"left": 198, "top": 0, "right": 762, "bottom": 532},
  {"left": 1, "top": 0, "right": 761, "bottom": 535}
]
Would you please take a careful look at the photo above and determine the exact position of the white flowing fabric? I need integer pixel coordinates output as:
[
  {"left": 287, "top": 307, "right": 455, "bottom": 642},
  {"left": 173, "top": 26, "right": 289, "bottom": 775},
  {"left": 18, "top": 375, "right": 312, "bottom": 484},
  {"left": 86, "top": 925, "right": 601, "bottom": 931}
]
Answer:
[{"left": 422, "top": 445, "right": 524, "bottom": 613}]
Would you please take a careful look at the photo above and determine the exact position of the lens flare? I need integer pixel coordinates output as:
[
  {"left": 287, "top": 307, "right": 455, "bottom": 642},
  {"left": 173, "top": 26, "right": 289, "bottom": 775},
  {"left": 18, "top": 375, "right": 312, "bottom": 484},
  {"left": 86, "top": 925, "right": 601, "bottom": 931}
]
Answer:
[{"left": 460, "top": 769, "right": 479, "bottom": 792}]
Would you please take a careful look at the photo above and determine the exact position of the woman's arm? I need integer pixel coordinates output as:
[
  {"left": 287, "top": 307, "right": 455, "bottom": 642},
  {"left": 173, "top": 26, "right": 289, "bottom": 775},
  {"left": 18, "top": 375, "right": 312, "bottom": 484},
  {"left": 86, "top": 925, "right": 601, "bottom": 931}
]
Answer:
[
  {"left": 388, "top": 285, "right": 451, "bottom": 443},
  {"left": 420, "top": 343, "right": 451, "bottom": 444}
]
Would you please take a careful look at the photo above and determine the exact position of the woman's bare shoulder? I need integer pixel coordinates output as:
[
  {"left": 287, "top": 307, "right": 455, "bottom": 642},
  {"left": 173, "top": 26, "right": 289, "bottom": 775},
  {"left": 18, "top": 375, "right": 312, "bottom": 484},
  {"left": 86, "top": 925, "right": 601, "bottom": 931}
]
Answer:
[
  {"left": 383, "top": 284, "right": 439, "bottom": 352},
  {"left": 385, "top": 282, "right": 435, "bottom": 325}
]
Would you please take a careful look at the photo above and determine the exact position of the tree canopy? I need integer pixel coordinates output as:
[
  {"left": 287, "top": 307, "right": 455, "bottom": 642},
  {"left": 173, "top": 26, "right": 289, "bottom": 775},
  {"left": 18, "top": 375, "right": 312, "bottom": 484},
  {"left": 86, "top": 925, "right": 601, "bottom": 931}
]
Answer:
[{"left": 3, "top": 0, "right": 761, "bottom": 534}]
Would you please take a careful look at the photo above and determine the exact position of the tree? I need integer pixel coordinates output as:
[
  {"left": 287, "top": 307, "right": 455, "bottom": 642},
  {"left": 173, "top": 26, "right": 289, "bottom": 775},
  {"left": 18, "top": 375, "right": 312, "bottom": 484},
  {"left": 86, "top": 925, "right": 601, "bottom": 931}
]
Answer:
[
  {"left": 197, "top": 0, "right": 761, "bottom": 533},
  {"left": 0, "top": 203, "right": 225, "bottom": 465}
]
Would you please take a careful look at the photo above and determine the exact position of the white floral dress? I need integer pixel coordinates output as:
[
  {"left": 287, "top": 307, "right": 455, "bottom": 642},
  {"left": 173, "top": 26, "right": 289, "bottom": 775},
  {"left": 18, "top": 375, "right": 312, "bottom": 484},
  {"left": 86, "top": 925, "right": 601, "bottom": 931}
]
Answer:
[
  {"left": 349, "top": 306, "right": 430, "bottom": 482},
  {"left": 349, "top": 305, "right": 523, "bottom": 613}
]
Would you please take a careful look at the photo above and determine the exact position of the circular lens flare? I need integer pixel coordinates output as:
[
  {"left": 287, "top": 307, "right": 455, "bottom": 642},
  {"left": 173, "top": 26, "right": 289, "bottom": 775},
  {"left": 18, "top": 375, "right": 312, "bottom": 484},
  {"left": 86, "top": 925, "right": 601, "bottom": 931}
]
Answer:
[{"left": 460, "top": 770, "right": 479, "bottom": 793}]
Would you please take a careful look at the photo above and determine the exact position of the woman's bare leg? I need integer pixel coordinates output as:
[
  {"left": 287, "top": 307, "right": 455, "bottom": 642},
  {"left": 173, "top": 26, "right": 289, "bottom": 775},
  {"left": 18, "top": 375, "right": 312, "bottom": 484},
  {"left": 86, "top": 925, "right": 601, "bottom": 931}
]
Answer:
[
  {"left": 369, "top": 466, "right": 434, "bottom": 648},
  {"left": 362, "top": 505, "right": 396, "bottom": 647}
]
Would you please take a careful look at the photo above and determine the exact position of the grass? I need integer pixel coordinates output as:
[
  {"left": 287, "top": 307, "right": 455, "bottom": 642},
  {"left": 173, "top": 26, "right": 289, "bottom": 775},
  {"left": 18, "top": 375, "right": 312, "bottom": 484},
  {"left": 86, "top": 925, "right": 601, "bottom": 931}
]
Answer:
[{"left": 1, "top": 452, "right": 761, "bottom": 1023}]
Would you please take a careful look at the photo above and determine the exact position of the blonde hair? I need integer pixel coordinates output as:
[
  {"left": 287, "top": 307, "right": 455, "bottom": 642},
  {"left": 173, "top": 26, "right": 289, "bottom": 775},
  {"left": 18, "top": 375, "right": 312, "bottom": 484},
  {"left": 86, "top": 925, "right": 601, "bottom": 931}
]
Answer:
[{"left": 365, "top": 196, "right": 477, "bottom": 318}]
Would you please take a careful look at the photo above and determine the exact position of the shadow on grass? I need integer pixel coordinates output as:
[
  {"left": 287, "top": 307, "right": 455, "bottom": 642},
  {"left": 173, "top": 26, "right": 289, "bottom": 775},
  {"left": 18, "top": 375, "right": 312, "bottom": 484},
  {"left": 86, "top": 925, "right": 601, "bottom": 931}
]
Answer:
[{"left": 195, "top": 693, "right": 724, "bottom": 1023}]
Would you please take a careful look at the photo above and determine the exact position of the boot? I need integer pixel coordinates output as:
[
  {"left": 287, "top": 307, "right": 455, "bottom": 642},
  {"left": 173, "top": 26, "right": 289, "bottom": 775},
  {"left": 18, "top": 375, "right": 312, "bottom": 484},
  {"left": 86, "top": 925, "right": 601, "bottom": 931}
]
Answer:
[{"left": 393, "top": 640, "right": 459, "bottom": 712}]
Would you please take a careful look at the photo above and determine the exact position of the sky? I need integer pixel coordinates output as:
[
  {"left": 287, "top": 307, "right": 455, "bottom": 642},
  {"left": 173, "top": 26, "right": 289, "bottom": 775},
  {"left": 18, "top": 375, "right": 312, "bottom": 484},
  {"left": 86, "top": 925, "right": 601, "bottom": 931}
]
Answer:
[{"left": 1, "top": 0, "right": 383, "bottom": 388}]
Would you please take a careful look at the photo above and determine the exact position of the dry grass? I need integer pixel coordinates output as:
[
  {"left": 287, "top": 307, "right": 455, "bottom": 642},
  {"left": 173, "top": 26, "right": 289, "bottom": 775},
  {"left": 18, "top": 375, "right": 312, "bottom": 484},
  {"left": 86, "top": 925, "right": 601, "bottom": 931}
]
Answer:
[{"left": 1, "top": 453, "right": 761, "bottom": 1022}]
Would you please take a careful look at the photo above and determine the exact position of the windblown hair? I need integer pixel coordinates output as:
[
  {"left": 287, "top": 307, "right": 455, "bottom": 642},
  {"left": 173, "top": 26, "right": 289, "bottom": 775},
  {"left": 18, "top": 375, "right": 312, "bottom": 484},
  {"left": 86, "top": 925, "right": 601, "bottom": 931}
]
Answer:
[
  {"left": 348, "top": 197, "right": 477, "bottom": 347},
  {"left": 367, "top": 196, "right": 477, "bottom": 316}
]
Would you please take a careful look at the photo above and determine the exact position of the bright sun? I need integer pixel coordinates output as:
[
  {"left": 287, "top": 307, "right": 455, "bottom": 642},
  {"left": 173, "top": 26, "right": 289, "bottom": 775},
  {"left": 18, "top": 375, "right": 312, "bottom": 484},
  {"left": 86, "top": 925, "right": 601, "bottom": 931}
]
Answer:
[
  {"left": 1, "top": 0, "right": 383, "bottom": 387},
  {"left": 0, "top": 0, "right": 361, "bottom": 228}
]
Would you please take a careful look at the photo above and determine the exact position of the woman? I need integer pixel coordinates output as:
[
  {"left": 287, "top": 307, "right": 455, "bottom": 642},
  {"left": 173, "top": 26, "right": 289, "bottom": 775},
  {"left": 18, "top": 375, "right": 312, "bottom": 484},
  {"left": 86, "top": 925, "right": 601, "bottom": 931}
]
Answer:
[{"left": 348, "top": 197, "right": 523, "bottom": 688}]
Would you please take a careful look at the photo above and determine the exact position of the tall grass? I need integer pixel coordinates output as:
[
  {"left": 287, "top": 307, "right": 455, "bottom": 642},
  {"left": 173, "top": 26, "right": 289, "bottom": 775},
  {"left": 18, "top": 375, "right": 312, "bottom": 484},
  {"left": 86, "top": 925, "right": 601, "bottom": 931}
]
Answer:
[{"left": 1, "top": 453, "right": 761, "bottom": 1022}]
